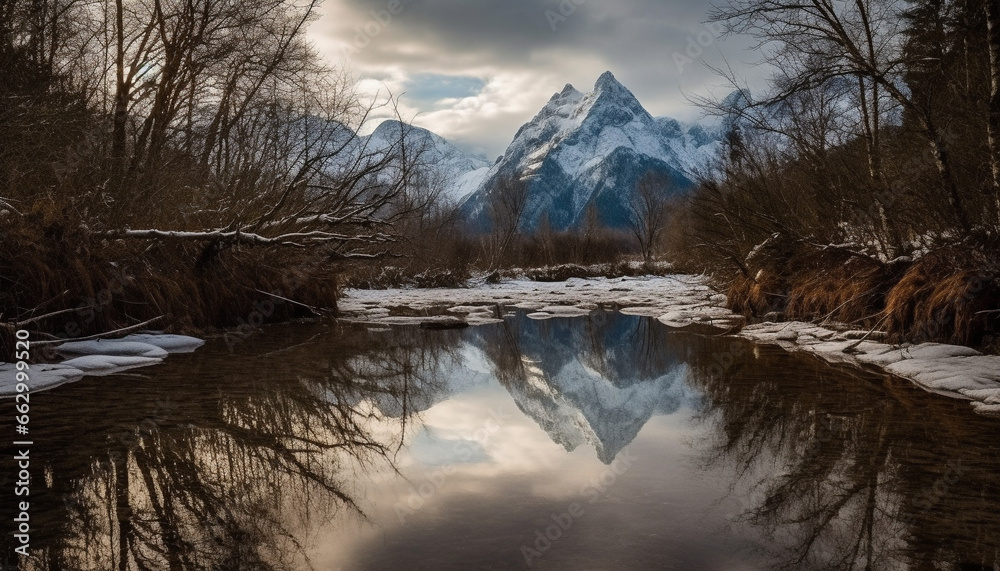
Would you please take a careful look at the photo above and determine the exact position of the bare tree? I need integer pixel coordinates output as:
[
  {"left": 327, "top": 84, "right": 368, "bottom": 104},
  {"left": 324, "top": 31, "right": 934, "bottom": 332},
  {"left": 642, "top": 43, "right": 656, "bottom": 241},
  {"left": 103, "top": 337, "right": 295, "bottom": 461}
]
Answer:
[
  {"left": 628, "top": 172, "right": 673, "bottom": 265},
  {"left": 0, "top": 0, "right": 456, "bottom": 345},
  {"left": 711, "top": 0, "right": 974, "bottom": 233},
  {"left": 484, "top": 175, "right": 529, "bottom": 271}
]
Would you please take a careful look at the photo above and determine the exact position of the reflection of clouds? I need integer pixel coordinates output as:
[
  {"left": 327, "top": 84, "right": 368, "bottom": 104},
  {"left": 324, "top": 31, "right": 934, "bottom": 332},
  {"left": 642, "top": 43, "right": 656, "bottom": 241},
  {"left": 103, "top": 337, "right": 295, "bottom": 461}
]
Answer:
[
  {"left": 459, "top": 343, "right": 493, "bottom": 376},
  {"left": 313, "top": 407, "right": 767, "bottom": 570},
  {"left": 418, "top": 383, "right": 568, "bottom": 476},
  {"left": 408, "top": 426, "right": 490, "bottom": 466}
]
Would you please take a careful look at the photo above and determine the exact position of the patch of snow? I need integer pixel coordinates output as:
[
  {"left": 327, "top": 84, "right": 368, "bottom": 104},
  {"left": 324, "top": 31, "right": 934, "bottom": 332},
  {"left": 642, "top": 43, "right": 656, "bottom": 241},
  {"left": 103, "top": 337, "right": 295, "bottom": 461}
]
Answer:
[
  {"left": 531, "top": 306, "right": 595, "bottom": 319},
  {"left": 447, "top": 305, "right": 493, "bottom": 314},
  {"left": 55, "top": 340, "right": 169, "bottom": 359},
  {"left": 0, "top": 363, "right": 85, "bottom": 397},
  {"left": 118, "top": 333, "right": 205, "bottom": 354},
  {"left": 59, "top": 355, "right": 163, "bottom": 376},
  {"left": 2, "top": 332, "right": 205, "bottom": 397},
  {"left": 341, "top": 274, "right": 742, "bottom": 330},
  {"left": 741, "top": 321, "right": 1000, "bottom": 412}
]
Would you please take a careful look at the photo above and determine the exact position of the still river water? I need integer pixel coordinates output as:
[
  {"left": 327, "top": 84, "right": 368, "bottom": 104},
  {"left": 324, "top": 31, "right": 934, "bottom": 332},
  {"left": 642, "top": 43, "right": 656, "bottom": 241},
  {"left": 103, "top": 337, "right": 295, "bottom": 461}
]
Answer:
[{"left": 2, "top": 310, "right": 999, "bottom": 570}]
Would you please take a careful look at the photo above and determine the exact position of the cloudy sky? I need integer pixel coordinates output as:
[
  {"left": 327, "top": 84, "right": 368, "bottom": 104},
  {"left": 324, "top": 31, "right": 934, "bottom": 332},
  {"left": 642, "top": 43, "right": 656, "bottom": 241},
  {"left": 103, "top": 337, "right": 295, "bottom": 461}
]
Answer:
[{"left": 307, "top": 0, "right": 762, "bottom": 158}]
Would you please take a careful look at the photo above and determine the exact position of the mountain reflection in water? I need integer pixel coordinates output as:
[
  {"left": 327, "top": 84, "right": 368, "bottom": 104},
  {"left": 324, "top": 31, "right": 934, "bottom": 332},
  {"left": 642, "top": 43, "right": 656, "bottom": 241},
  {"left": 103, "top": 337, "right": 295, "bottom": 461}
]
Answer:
[{"left": 1, "top": 311, "right": 999, "bottom": 570}]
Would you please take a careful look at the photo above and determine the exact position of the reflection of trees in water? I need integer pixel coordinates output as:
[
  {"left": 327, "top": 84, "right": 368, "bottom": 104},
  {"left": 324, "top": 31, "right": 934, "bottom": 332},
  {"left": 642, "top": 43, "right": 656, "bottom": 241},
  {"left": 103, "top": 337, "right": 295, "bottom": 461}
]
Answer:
[
  {"left": 477, "top": 318, "right": 528, "bottom": 387},
  {"left": 685, "top": 339, "right": 1000, "bottom": 570},
  {"left": 580, "top": 312, "right": 675, "bottom": 385},
  {"left": 13, "top": 316, "right": 1000, "bottom": 570},
  {"left": 7, "top": 323, "right": 461, "bottom": 570}
]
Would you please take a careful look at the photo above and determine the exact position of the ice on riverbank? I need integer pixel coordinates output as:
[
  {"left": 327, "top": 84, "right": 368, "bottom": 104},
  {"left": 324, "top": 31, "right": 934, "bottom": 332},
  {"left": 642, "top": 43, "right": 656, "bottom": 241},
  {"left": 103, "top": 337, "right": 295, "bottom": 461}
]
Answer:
[
  {"left": 741, "top": 322, "right": 1000, "bottom": 415},
  {"left": 56, "top": 340, "right": 169, "bottom": 359},
  {"left": 0, "top": 333, "right": 205, "bottom": 397},
  {"left": 341, "top": 275, "right": 744, "bottom": 330},
  {"left": 55, "top": 334, "right": 204, "bottom": 360},
  {"left": 527, "top": 305, "right": 595, "bottom": 320},
  {"left": 59, "top": 355, "right": 163, "bottom": 376},
  {"left": 0, "top": 363, "right": 85, "bottom": 397}
]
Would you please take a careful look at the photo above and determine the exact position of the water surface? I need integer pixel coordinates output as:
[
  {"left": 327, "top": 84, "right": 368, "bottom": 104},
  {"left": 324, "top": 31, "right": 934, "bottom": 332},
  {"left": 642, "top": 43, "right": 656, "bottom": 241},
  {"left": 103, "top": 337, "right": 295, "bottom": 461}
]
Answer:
[{"left": 3, "top": 311, "right": 999, "bottom": 570}]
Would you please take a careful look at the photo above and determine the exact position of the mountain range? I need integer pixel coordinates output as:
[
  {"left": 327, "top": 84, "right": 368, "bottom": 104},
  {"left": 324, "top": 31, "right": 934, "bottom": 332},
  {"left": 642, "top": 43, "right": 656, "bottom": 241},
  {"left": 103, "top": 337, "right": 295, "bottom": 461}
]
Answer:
[{"left": 367, "top": 71, "right": 721, "bottom": 233}]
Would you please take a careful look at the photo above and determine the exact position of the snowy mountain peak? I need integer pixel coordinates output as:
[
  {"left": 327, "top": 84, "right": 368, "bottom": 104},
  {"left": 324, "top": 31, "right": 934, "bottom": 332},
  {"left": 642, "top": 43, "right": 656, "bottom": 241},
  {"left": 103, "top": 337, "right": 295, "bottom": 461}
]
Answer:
[
  {"left": 590, "top": 71, "right": 649, "bottom": 120},
  {"left": 459, "top": 71, "right": 722, "bottom": 231},
  {"left": 593, "top": 70, "right": 631, "bottom": 100},
  {"left": 595, "top": 70, "right": 619, "bottom": 88}
]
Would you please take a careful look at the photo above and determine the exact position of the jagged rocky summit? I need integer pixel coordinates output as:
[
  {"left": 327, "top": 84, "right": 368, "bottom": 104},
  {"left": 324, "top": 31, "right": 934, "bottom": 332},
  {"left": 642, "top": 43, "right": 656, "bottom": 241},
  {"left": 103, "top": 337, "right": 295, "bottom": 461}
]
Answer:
[{"left": 457, "top": 71, "right": 721, "bottom": 232}]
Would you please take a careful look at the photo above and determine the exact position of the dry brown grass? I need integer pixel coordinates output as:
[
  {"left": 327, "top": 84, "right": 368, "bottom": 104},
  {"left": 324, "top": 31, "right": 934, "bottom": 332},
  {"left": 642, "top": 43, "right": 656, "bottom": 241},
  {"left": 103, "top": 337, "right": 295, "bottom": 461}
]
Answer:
[
  {"left": 884, "top": 252, "right": 1000, "bottom": 346},
  {"left": 728, "top": 268, "right": 791, "bottom": 318},
  {"left": 725, "top": 242, "right": 1000, "bottom": 349},
  {"left": 785, "top": 254, "right": 900, "bottom": 327},
  {"left": 0, "top": 216, "right": 340, "bottom": 360}
]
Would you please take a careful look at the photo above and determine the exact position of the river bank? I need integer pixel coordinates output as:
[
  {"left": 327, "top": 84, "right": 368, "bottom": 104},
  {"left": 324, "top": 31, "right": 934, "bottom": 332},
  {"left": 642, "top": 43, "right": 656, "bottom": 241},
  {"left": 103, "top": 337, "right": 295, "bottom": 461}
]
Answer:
[
  {"left": 341, "top": 274, "right": 1000, "bottom": 416},
  {"left": 7, "top": 272, "right": 1000, "bottom": 413}
]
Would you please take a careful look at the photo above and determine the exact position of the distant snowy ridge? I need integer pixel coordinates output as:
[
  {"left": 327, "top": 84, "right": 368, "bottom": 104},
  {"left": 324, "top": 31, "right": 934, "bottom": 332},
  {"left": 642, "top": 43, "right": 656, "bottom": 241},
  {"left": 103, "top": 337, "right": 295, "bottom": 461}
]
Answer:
[{"left": 364, "top": 120, "right": 492, "bottom": 203}]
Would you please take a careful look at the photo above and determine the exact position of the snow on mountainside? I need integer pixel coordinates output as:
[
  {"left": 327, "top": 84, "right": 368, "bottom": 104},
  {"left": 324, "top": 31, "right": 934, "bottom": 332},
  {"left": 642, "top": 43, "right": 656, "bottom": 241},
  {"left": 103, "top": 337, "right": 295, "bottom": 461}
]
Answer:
[
  {"left": 458, "top": 71, "right": 721, "bottom": 232},
  {"left": 365, "top": 120, "right": 492, "bottom": 203}
]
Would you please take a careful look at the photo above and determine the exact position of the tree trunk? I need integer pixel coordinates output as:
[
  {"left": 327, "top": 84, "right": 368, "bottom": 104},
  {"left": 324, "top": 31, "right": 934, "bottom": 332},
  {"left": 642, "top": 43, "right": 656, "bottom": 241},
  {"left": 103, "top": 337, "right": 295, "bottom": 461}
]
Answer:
[
  {"left": 111, "top": 0, "right": 128, "bottom": 166},
  {"left": 986, "top": 0, "right": 1000, "bottom": 226},
  {"left": 857, "top": 75, "right": 897, "bottom": 256},
  {"left": 925, "top": 118, "right": 972, "bottom": 233}
]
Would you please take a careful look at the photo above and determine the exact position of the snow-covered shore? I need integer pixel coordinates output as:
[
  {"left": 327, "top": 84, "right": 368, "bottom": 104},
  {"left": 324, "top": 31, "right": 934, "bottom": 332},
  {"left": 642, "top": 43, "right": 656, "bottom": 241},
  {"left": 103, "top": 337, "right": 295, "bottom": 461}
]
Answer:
[
  {"left": 0, "top": 333, "right": 204, "bottom": 397},
  {"left": 340, "top": 274, "right": 741, "bottom": 328},
  {"left": 341, "top": 275, "right": 1000, "bottom": 416}
]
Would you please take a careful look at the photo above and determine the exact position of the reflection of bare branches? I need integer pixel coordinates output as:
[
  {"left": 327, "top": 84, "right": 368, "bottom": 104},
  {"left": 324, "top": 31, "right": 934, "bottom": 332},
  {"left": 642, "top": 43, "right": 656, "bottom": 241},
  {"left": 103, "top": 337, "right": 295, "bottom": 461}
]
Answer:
[
  {"left": 20, "top": 323, "right": 462, "bottom": 570},
  {"left": 581, "top": 314, "right": 612, "bottom": 381},
  {"left": 479, "top": 319, "right": 529, "bottom": 388},
  {"left": 685, "top": 337, "right": 1000, "bottom": 570}
]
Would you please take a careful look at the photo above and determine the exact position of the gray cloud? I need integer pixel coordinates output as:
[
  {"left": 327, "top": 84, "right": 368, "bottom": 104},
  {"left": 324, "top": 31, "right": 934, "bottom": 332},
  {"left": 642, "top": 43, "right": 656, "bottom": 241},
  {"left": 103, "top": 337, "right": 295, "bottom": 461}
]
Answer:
[{"left": 308, "top": 0, "right": 765, "bottom": 156}]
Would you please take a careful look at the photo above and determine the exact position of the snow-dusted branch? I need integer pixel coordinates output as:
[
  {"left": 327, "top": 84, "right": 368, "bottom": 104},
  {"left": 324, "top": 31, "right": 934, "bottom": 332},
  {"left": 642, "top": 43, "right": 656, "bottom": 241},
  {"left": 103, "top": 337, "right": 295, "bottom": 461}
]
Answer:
[
  {"left": 27, "top": 317, "right": 165, "bottom": 346},
  {"left": 0, "top": 196, "right": 21, "bottom": 216},
  {"left": 98, "top": 228, "right": 398, "bottom": 249}
]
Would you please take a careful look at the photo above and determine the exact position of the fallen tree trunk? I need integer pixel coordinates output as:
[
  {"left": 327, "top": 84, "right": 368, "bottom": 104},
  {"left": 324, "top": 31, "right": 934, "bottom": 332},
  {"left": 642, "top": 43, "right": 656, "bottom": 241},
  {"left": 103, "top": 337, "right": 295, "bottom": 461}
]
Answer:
[{"left": 98, "top": 228, "right": 396, "bottom": 251}]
